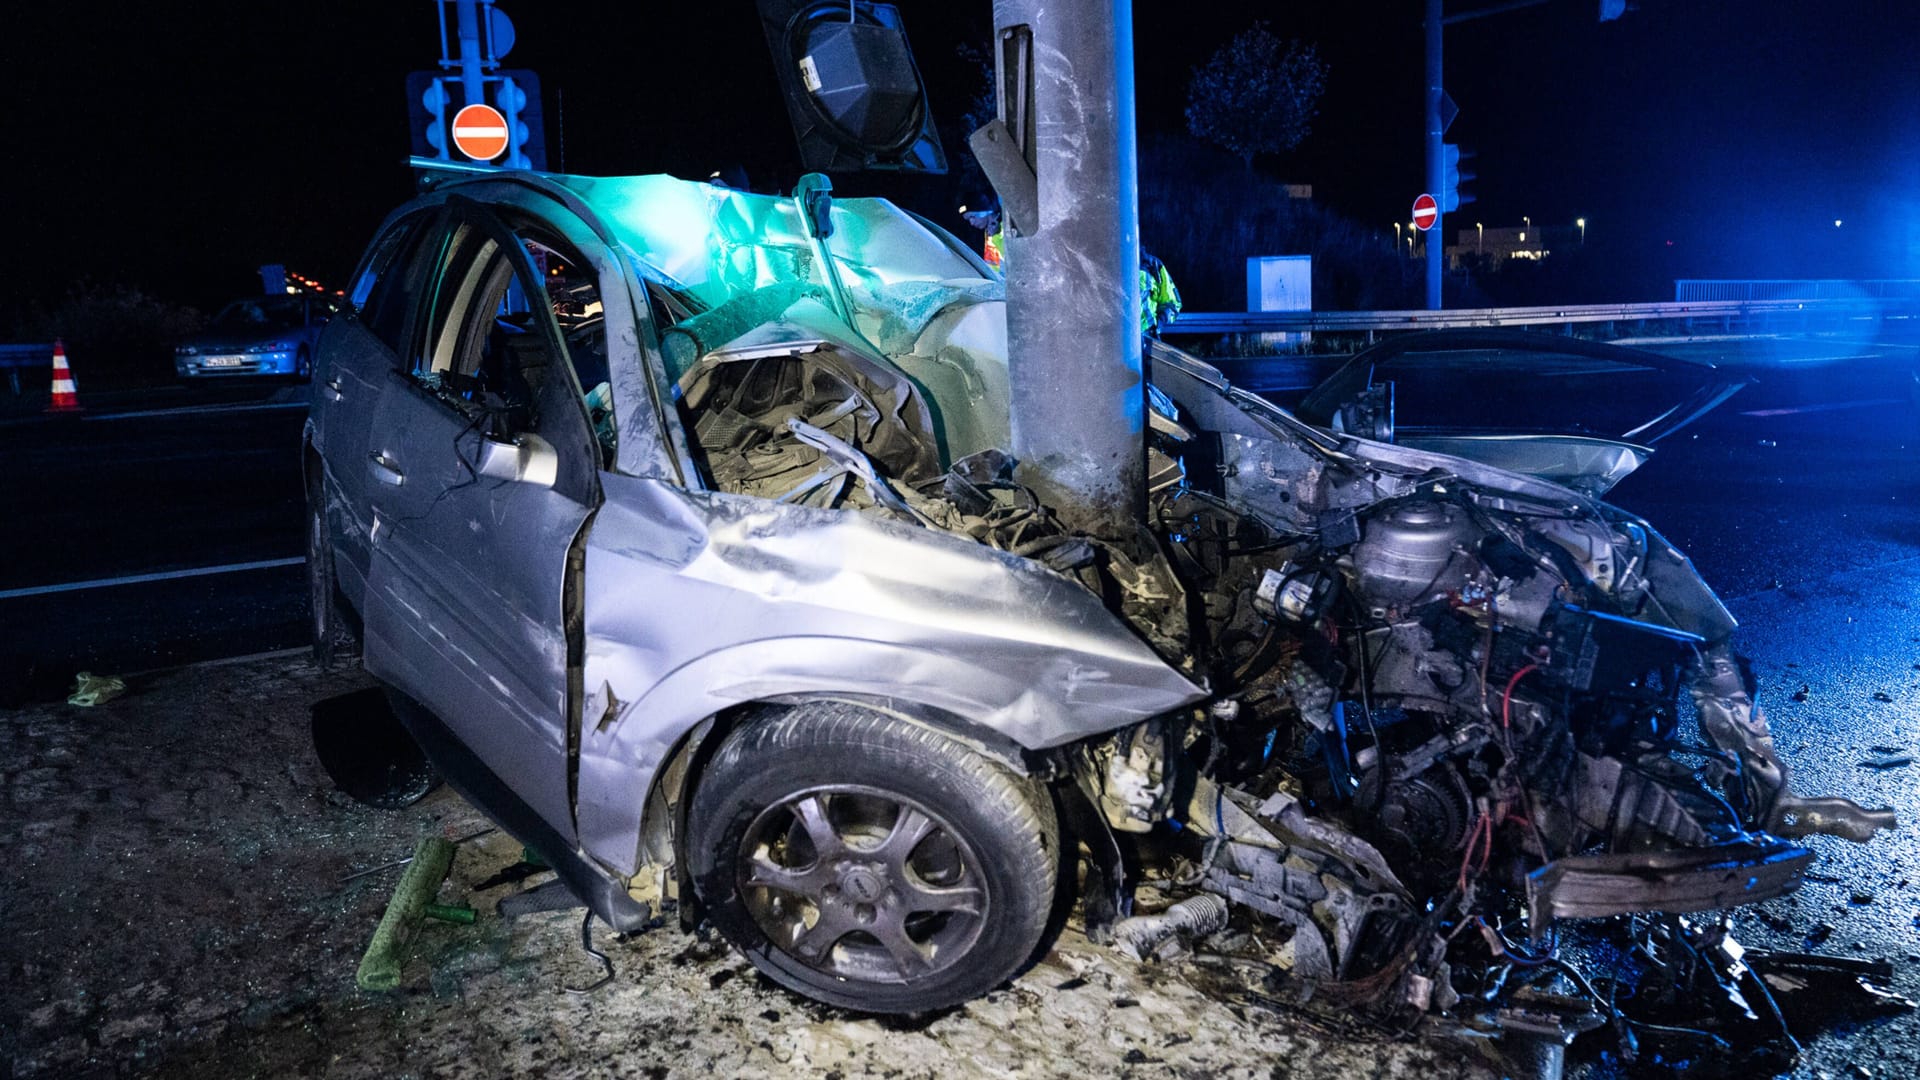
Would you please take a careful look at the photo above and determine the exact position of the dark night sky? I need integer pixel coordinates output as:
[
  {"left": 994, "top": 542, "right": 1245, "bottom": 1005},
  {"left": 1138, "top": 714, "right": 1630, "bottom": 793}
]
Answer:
[{"left": 2, "top": 1, "right": 1914, "bottom": 314}]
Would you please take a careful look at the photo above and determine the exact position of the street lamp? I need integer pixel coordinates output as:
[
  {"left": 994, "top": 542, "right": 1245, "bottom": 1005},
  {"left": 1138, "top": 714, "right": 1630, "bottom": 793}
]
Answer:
[
  {"left": 1476, "top": 222, "right": 1483, "bottom": 256},
  {"left": 1576, "top": 217, "right": 1586, "bottom": 244},
  {"left": 1394, "top": 222, "right": 1402, "bottom": 247}
]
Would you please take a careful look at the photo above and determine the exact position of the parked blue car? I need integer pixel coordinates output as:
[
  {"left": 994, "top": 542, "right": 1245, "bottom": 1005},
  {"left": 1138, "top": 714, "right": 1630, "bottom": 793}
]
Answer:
[{"left": 175, "top": 294, "right": 336, "bottom": 379}]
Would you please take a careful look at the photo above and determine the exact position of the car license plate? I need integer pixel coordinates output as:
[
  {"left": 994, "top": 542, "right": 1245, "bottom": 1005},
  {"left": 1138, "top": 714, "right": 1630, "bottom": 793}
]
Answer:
[{"left": 203, "top": 356, "right": 246, "bottom": 367}]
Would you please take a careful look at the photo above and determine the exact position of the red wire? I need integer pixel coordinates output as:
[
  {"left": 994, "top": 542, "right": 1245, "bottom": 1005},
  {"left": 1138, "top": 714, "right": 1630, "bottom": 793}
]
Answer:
[{"left": 1501, "top": 663, "right": 1539, "bottom": 731}]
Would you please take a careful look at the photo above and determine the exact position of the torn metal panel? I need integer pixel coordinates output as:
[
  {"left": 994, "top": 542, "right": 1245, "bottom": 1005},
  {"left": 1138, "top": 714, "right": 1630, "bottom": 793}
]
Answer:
[
  {"left": 577, "top": 473, "right": 1205, "bottom": 875},
  {"left": 1526, "top": 840, "right": 1814, "bottom": 925}
]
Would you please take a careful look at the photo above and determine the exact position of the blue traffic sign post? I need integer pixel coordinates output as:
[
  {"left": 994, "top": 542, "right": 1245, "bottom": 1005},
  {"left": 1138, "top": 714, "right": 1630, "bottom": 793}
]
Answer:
[{"left": 407, "top": 1, "right": 546, "bottom": 170}]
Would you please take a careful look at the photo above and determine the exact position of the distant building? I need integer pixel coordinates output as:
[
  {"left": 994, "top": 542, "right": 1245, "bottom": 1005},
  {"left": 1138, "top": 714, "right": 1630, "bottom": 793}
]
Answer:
[{"left": 1446, "top": 224, "right": 1576, "bottom": 270}]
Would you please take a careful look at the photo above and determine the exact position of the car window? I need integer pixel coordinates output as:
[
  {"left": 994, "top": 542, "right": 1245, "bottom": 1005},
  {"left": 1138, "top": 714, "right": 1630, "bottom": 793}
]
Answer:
[
  {"left": 528, "top": 231, "right": 615, "bottom": 461},
  {"left": 211, "top": 296, "right": 305, "bottom": 331},
  {"left": 413, "top": 217, "right": 611, "bottom": 464},
  {"left": 355, "top": 214, "right": 436, "bottom": 357}
]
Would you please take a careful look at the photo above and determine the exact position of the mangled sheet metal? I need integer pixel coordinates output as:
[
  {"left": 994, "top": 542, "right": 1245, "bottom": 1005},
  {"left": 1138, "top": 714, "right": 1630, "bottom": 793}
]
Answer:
[
  {"left": 600, "top": 277, "right": 1895, "bottom": 1063},
  {"left": 576, "top": 473, "right": 1205, "bottom": 875}
]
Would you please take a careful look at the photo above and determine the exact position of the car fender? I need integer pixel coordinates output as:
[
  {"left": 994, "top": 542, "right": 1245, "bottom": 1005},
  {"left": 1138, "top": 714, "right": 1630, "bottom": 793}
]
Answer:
[{"left": 575, "top": 473, "right": 1205, "bottom": 876}]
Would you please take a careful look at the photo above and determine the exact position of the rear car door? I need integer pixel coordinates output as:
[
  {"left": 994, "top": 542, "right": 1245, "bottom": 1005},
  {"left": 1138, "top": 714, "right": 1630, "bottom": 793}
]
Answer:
[{"left": 359, "top": 200, "right": 605, "bottom": 838}]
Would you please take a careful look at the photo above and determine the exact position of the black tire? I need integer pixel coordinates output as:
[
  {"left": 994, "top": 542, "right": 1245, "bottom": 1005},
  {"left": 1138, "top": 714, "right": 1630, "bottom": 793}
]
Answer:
[
  {"left": 306, "top": 496, "right": 336, "bottom": 667},
  {"left": 688, "top": 702, "right": 1058, "bottom": 1014},
  {"left": 305, "top": 460, "right": 358, "bottom": 665}
]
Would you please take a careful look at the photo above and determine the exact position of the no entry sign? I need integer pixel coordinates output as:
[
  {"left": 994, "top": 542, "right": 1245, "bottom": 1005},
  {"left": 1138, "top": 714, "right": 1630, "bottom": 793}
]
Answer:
[
  {"left": 1412, "top": 193, "right": 1439, "bottom": 232},
  {"left": 451, "top": 104, "right": 510, "bottom": 161}
]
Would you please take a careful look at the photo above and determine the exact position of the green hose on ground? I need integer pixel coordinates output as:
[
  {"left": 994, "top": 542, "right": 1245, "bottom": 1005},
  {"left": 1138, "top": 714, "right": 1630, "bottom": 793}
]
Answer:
[{"left": 355, "top": 836, "right": 457, "bottom": 991}]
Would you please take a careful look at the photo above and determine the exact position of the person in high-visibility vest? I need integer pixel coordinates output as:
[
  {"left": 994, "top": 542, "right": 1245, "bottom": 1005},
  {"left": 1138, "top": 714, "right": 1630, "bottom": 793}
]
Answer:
[
  {"left": 961, "top": 206, "right": 1004, "bottom": 271},
  {"left": 1140, "top": 249, "right": 1182, "bottom": 336}
]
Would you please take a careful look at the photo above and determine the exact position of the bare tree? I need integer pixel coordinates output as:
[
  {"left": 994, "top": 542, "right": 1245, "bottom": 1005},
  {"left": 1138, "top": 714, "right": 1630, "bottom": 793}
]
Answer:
[{"left": 1185, "top": 23, "right": 1328, "bottom": 168}]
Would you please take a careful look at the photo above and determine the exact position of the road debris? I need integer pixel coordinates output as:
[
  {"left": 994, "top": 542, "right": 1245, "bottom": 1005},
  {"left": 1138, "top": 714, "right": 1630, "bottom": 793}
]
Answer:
[
  {"left": 65, "top": 671, "right": 125, "bottom": 707},
  {"left": 355, "top": 836, "right": 459, "bottom": 991}
]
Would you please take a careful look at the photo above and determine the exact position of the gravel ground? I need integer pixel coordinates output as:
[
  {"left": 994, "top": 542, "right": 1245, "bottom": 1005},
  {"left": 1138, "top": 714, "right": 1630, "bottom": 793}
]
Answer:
[
  {"left": 0, "top": 652, "right": 1487, "bottom": 1080},
  {"left": 5, "top": 557, "right": 1919, "bottom": 1078}
]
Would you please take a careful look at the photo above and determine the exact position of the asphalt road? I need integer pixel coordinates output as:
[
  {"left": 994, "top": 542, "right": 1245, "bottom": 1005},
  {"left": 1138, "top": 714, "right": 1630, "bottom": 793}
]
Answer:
[
  {"left": 0, "top": 388, "right": 311, "bottom": 704},
  {"left": 0, "top": 333, "right": 1914, "bottom": 706}
]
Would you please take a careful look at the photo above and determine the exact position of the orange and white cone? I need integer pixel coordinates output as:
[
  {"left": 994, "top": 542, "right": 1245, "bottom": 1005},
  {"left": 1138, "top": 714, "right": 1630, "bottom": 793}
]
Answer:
[{"left": 46, "top": 339, "right": 81, "bottom": 414}]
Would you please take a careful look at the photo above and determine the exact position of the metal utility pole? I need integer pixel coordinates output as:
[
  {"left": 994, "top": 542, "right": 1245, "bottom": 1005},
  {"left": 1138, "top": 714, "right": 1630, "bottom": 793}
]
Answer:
[
  {"left": 453, "top": 0, "right": 486, "bottom": 111},
  {"left": 981, "top": 0, "right": 1144, "bottom": 539},
  {"left": 1424, "top": 0, "right": 1445, "bottom": 309}
]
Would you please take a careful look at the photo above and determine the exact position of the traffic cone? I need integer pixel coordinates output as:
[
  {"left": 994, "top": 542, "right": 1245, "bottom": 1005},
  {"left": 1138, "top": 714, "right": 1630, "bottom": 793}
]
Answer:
[{"left": 45, "top": 339, "right": 81, "bottom": 414}]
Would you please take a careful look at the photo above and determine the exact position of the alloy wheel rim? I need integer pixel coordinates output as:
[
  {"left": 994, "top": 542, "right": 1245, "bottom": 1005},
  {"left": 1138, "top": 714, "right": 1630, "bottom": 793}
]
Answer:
[{"left": 736, "top": 784, "right": 987, "bottom": 985}]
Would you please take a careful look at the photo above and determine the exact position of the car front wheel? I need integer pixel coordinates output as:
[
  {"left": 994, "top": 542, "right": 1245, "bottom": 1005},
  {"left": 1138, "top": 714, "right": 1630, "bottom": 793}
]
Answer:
[{"left": 688, "top": 701, "right": 1059, "bottom": 1014}]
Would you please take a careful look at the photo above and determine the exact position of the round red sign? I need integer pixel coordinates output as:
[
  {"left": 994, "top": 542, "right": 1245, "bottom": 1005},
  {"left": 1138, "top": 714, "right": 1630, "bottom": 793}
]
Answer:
[
  {"left": 1412, "top": 193, "right": 1439, "bottom": 231},
  {"left": 451, "top": 104, "right": 510, "bottom": 162}
]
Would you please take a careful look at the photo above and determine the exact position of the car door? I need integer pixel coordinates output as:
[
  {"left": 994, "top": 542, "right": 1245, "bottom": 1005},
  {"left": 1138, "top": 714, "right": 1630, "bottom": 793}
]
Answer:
[
  {"left": 311, "top": 210, "right": 440, "bottom": 607},
  {"left": 359, "top": 201, "right": 604, "bottom": 838}
]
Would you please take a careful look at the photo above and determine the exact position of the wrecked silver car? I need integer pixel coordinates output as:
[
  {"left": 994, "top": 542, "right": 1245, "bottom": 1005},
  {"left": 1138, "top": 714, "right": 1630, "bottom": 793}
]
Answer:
[{"left": 305, "top": 169, "right": 1895, "bottom": 1035}]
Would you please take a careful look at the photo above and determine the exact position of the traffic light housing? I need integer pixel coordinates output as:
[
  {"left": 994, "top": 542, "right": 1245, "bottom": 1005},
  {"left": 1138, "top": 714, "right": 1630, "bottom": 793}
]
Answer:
[
  {"left": 1441, "top": 143, "right": 1476, "bottom": 212},
  {"left": 411, "top": 72, "right": 450, "bottom": 159},
  {"left": 495, "top": 73, "right": 536, "bottom": 170},
  {"left": 756, "top": 0, "right": 948, "bottom": 174}
]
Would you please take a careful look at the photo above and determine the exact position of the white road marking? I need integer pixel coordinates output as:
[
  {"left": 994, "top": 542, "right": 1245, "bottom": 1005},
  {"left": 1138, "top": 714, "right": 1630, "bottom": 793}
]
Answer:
[
  {"left": 0, "top": 556, "right": 307, "bottom": 601},
  {"left": 86, "top": 400, "right": 309, "bottom": 421}
]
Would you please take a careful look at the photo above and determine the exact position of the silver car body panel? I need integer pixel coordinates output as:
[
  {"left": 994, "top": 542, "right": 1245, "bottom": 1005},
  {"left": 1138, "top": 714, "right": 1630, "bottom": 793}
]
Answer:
[{"left": 575, "top": 472, "right": 1206, "bottom": 875}]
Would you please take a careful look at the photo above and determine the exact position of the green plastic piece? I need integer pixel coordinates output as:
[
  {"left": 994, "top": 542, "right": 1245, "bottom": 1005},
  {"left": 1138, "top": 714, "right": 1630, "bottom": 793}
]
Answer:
[
  {"left": 355, "top": 836, "right": 456, "bottom": 991},
  {"left": 423, "top": 903, "right": 477, "bottom": 925}
]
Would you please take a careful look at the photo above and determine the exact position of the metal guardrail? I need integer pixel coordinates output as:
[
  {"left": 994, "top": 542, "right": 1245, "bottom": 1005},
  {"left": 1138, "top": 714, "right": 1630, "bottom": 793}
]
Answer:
[
  {"left": 1163, "top": 296, "right": 1910, "bottom": 338},
  {"left": 0, "top": 343, "right": 52, "bottom": 395},
  {"left": 1675, "top": 279, "right": 1920, "bottom": 302}
]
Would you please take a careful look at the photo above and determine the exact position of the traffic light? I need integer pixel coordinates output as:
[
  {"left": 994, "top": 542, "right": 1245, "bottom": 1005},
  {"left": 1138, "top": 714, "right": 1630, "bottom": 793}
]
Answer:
[
  {"left": 410, "top": 72, "right": 450, "bottom": 160},
  {"left": 493, "top": 70, "right": 546, "bottom": 169},
  {"left": 1441, "top": 143, "right": 1476, "bottom": 212},
  {"left": 497, "top": 76, "right": 532, "bottom": 170},
  {"left": 1599, "top": 0, "right": 1630, "bottom": 20},
  {"left": 756, "top": 0, "right": 948, "bottom": 174}
]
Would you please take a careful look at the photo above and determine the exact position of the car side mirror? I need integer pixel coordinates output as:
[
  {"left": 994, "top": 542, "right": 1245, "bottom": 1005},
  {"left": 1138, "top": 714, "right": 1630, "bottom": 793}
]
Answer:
[
  {"left": 1334, "top": 381, "right": 1395, "bottom": 444},
  {"left": 471, "top": 431, "right": 559, "bottom": 488}
]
